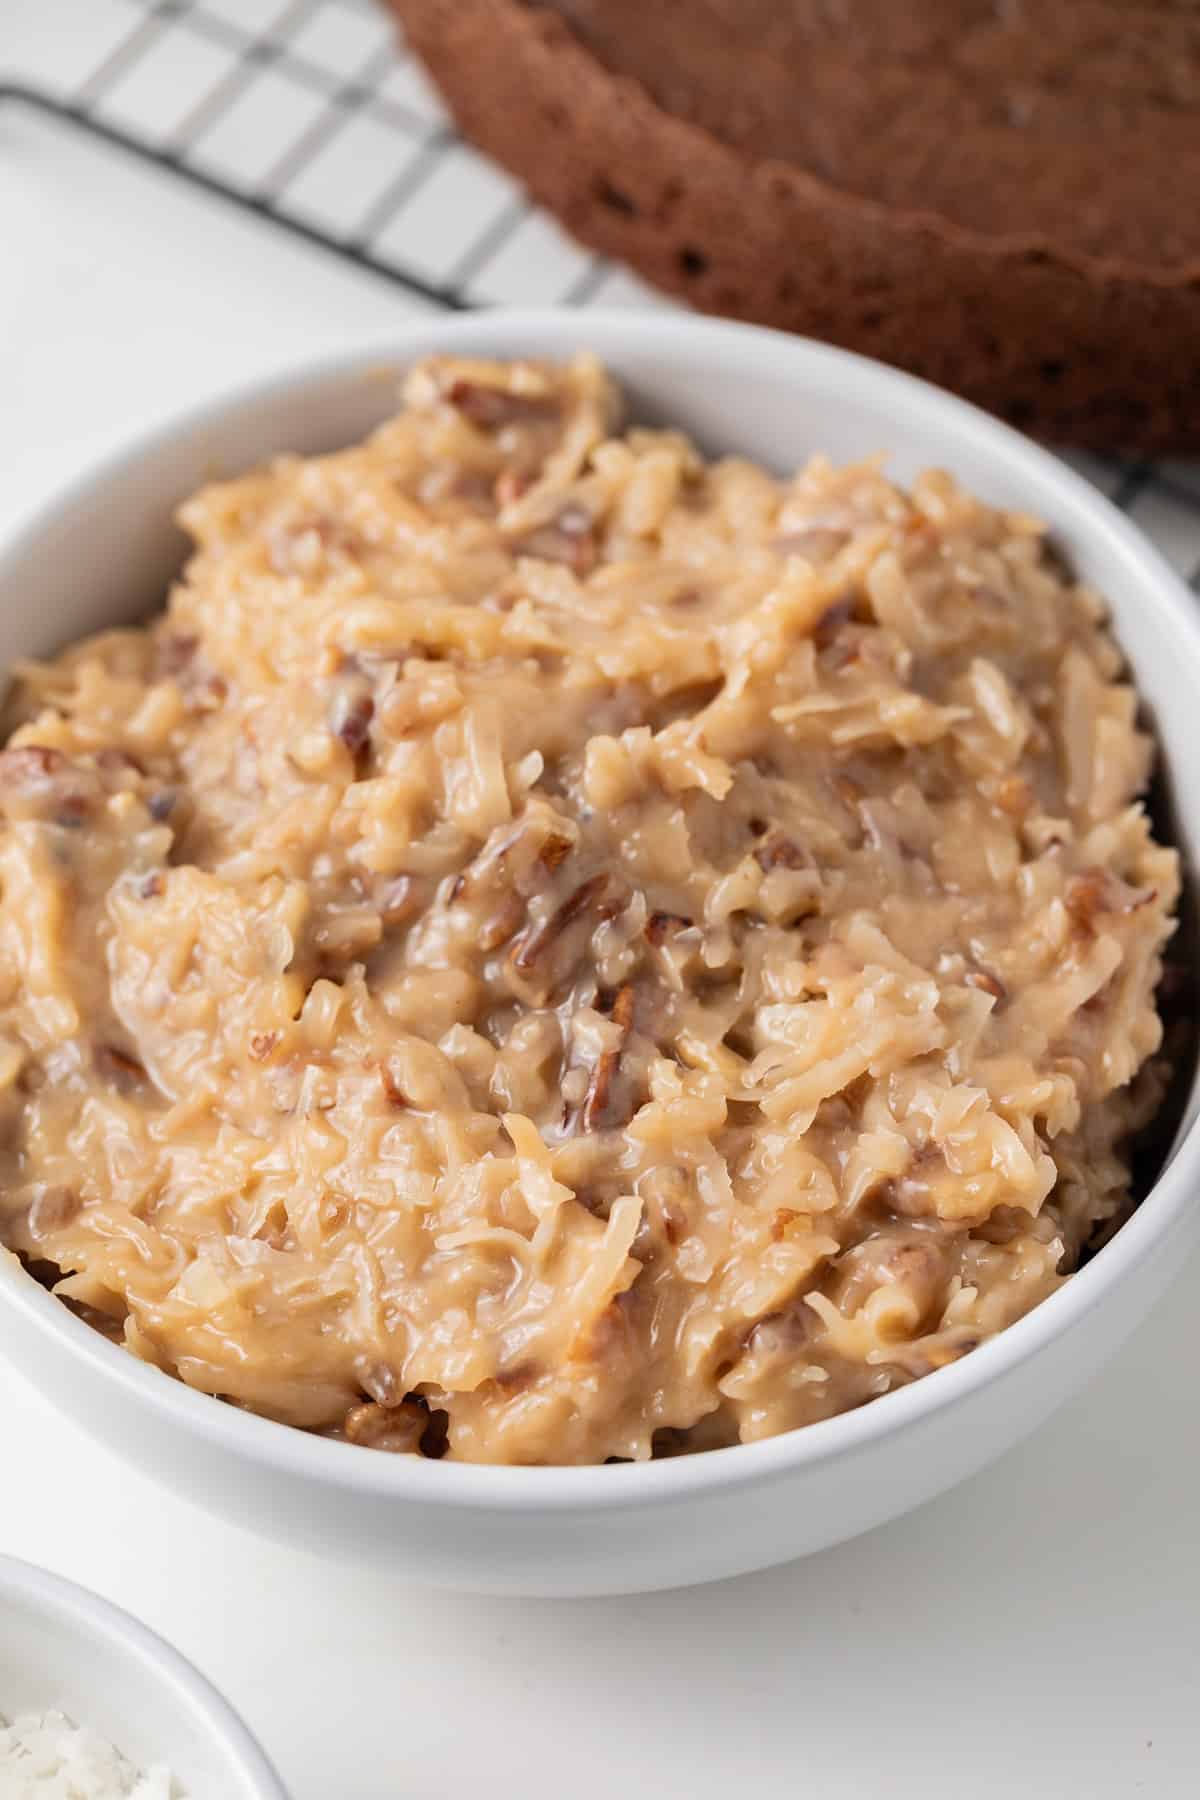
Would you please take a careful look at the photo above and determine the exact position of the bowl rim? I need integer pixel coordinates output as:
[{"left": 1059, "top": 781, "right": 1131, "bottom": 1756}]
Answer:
[
  {"left": 1, "top": 305, "right": 1198, "bottom": 1511},
  {"left": 0, "top": 1552, "right": 288, "bottom": 1796}
]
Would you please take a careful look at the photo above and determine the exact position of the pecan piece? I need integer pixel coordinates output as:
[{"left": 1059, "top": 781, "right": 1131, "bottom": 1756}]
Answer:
[
  {"left": 330, "top": 688, "right": 374, "bottom": 757},
  {"left": 1065, "top": 866, "right": 1156, "bottom": 934},
  {"left": 580, "top": 984, "right": 636, "bottom": 1134},
  {"left": 645, "top": 910, "right": 693, "bottom": 947},
  {"left": 963, "top": 965, "right": 1007, "bottom": 1002},
  {"left": 28, "top": 1185, "right": 80, "bottom": 1237},
  {"left": 343, "top": 1399, "right": 427, "bottom": 1454},
  {"left": 511, "top": 873, "right": 613, "bottom": 975},
  {"left": 0, "top": 747, "right": 94, "bottom": 825},
  {"left": 446, "top": 379, "right": 560, "bottom": 430},
  {"left": 94, "top": 1044, "right": 147, "bottom": 1092},
  {"left": 513, "top": 504, "right": 598, "bottom": 576},
  {"left": 754, "top": 833, "right": 809, "bottom": 872},
  {"left": 155, "top": 634, "right": 198, "bottom": 677},
  {"left": 494, "top": 1360, "right": 540, "bottom": 1394},
  {"left": 0, "top": 746, "right": 66, "bottom": 782},
  {"left": 538, "top": 832, "right": 573, "bottom": 872}
]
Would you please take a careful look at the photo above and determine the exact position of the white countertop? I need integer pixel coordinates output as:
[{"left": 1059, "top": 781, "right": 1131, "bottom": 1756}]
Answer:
[{"left": 3, "top": 10, "right": 1200, "bottom": 1796}]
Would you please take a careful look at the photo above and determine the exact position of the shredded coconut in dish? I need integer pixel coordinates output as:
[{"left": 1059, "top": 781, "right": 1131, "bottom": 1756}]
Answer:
[
  {"left": 0, "top": 1710, "right": 176, "bottom": 1798},
  {"left": 0, "top": 355, "right": 1178, "bottom": 1464}
]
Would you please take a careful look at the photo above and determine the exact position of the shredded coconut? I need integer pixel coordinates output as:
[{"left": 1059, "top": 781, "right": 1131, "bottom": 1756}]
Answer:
[
  {"left": 0, "top": 1711, "right": 178, "bottom": 1799},
  {"left": 0, "top": 353, "right": 1178, "bottom": 1464}
]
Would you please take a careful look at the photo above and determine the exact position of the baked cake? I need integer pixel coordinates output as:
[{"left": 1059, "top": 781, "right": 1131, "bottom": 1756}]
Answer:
[{"left": 392, "top": 0, "right": 1200, "bottom": 450}]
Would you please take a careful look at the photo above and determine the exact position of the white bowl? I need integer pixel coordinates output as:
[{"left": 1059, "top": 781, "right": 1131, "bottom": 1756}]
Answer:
[
  {"left": 0, "top": 1554, "right": 286, "bottom": 1797},
  {"left": 0, "top": 311, "right": 1197, "bottom": 1598}
]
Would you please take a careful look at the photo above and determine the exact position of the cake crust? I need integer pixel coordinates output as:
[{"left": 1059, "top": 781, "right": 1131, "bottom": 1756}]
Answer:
[{"left": 393, "top": 0, "right": 1200, "bottom": 450}]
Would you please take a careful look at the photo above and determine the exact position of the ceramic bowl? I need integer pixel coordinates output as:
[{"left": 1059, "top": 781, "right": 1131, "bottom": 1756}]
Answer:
[
  {"left": 1, "top": 311, "right": 1197, "bottom": 1596},
  {"left": 0, "top": 1554, "right": 286, "bottom": 1797}
]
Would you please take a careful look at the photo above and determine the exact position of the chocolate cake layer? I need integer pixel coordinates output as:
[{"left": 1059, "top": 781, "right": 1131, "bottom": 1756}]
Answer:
[{"left": 392, "top": 0, "right": 1200, "bottom": 449}]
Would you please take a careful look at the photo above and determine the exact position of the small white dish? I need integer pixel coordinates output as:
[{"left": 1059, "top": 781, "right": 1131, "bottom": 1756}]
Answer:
[
  {"left": 0, "top": 310, "right": 1197, "bottom": 1597},
  {"left": 0, "top": 1554, "right": 287, "bottom": 1799}
]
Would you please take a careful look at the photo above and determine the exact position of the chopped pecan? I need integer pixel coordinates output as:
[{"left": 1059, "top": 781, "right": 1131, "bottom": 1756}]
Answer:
[
  {"left": 511, "top": 873, "right": 614, "bottom": 975},
  {"left": 446, "top": 379, "right": 560, "bottom": 430},
  {"left": 28, "top": 1184, "right": 80, "bottom": 1237},
  {"left": 156, "top": 634, "right": 198, "bottom": 677},
  {"left": 538, "top": 832, "right": 573, "bottom": 872},
  {"left": 94, "top": 1044, "right": 147, "bottom": 1092},
  {"left": 513, "top": 504, "right": 597, "bottom": 575},
  {"left": 331, "top": 688, "right": 374, "bottom": 757},
  {"left": 580, "top": 984, "right": 636, "bottom": 1133},
  {"left": 993, "top": 774, "right": 1032, "bottom": 817},
  {"left": 963, "top": 965, "right": 1007, "bottom": 1002},
  {"left": 645, "top": 910, "right": 693, "bottom": 947},
  {"left": 0, "top": 746, "right": 66, "bottom": 782},
  {"left": 54, "top": 793, "right": 90, "bottom": 828},
  {"left": 754, "top": 833, "right": 808, "bottom": 872},
  {"left": 343, "top": 1399, "right": 426, "bottom": 1454},
  {"left": 494, "top": 1360, "right": 540, "bottom": 1394},
  {"left": 0, "top": 747, "right": 84, "bottom": 824},
  {"left": 455, "top": 818, "right": 570, "bottom": 906},
  {"left": 1065, "top": 866, "right": 1156, "bottom": 934},
  {"left": 597, "top": 985, "right": 636, "bottom": 1031},
  {"left": 752, "top": 1310, "right": 816, "bottom": 1353}
]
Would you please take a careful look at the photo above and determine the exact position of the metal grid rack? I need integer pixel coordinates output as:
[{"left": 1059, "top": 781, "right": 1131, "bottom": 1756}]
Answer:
[
  {"left": 5, "top": 0, "right": 1200, "bottom": 588},
  {"left": 2, "top": 0, "right": 652, "bottom": 310}
]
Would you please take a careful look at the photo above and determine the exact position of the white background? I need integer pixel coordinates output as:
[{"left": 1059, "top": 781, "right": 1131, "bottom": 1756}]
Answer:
[{"left": 3, "top": 8, "right": 1200, "bottom": 1797}]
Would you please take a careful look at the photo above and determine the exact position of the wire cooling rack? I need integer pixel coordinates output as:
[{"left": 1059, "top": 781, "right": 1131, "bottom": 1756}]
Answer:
[
  {"left": 2, "top": 0, "right": 659, "bottom": 309},
  {"left": 5, "top": 0, "right": 1200, "bottom": 586}
]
